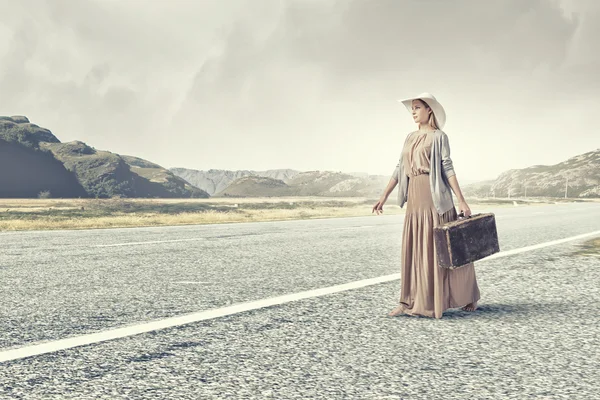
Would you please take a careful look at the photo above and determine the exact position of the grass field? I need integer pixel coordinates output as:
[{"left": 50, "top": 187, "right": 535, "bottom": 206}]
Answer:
[{"left": 0, "top": 196, "right": 597, "bottom": 232}]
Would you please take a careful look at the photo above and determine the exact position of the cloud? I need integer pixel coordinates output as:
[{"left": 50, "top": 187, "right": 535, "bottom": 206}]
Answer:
[
  {"left": 0, "top": 0, "right": 597, "bottom": 179},
  {"left": 177, "top": 0, "right": 583, "bottom": 115}
]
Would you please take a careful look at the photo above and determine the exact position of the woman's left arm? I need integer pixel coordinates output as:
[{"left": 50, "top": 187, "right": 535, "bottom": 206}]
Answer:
[
  {"left": 447, "top": 175, "right": 471, "bottom": 217},
  {"left": 441, "top": 133, "right": 471, "bottom": 217}
]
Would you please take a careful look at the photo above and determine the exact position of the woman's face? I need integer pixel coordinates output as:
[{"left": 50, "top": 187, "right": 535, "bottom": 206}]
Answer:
[{"left": 411, "top": 100, "right": 431, "bottom": 125}]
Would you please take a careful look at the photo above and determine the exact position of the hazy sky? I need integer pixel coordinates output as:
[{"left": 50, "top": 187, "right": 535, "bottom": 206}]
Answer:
[{"left": 0, "top": 0, "right": 598, "bottom": 182}]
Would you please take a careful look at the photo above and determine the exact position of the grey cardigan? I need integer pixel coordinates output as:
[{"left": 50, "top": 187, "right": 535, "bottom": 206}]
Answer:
[{"left": 391, "top": 129, "right": 456, "bottom": 215}]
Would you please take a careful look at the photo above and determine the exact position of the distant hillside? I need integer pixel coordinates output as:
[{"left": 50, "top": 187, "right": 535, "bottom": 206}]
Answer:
[
  {"left": 169, "top": 169, "right": 392, "bottom": 198},
  {"left": 463, "top": 149, "right": 600, "bottom": 198},
  {"left": 120, "top": 155, "right": 207, "bottom": 198},
  {"left": 0, "top": 116, "right": 209, "bottom": 199},
  {"left": 215, "top": 176, "right": 292, "bottom": 197},
  {"left": 6, "top": 114, "right": 594, "bottom": 200},
  {"left": 282, "top": 170, "right": 386, "bottom": 197},
  {"left": 172, "top": 148, "right": 600, "bottom": 200},
  {"left": 170, "top": 167, "right": 395, "bottom": 198},
  {"left": 0, "top": 118, "right": 88, "bottom": 198},
  {"left": 169, "top": 168, "right": 301, "bottom": 195}
]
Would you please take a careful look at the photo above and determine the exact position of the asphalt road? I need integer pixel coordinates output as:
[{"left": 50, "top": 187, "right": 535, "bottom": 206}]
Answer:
[{"left": 0, "top": 202, "right": 599, "bottom": 399}]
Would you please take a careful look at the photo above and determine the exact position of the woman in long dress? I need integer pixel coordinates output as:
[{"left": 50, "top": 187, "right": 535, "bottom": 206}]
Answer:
[{"left": 373, "top": 93, "right": 480, "bottom": 319}]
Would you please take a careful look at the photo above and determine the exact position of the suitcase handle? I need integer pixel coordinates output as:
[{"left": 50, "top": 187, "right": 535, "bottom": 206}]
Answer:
[{"left": 458, "top": 211, "right": 471, "bottom": 219}]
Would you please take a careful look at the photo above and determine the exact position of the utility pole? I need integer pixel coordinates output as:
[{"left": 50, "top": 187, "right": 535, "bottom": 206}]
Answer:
[
  {"left": 524, "top": 182, "right": 527, "bottom": 198},
  {"left": 565, "top": 176, "right": 569, "bottom": 199}
]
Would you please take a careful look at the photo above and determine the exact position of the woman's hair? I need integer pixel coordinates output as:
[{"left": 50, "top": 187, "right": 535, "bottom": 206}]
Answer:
[{"left": 415, "top": 99, "right": 439, "bottom": 130}]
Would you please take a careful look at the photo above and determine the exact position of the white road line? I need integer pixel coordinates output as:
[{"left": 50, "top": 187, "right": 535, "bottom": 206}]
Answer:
[
  {"left": 92, "top": 238, "right": 207, "bottom": 247},
  {"left": 483, "top": 229, "right": 600, "bottom": 260},
  {"left": 0, "top": 274, "right": 394, "bottom": 364},
  {"left": 2, "top": 229, "right": 600, "bottom": 363}
]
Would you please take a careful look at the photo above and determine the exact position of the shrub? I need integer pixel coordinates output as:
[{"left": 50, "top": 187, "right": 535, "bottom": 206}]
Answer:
[{"left": 38, "top": 190, "right": 51, "bottom": 199}]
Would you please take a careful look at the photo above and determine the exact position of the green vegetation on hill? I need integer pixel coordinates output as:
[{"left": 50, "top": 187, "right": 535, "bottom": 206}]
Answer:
[
  {"left": 0, "top": 116, "right": 209, "bottom": 199},
  {"left": 216, "top": 176, "right": 291, "bottom": 197},
  {"left": 0, "top": 116, "right": 59, "bottom": 148}
]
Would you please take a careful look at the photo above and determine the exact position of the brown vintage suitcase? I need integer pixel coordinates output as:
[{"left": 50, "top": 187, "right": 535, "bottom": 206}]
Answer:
[{"left": 433, "top": 212, "right": 500, "bottom": 269}]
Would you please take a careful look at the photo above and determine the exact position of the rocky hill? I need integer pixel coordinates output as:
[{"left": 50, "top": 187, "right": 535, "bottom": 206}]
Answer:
[
  {"left": 463, "top": 149, "right": 600, "bottom": 198},
  {"left": 5, "top": 114, "right": 595, "bottom": 200},
  {"left": 282, "top": 170, "right": 388, "bottom": 197},
  {"left": 215, "top": 176, "right": 292, "bottom": 197},
  {"left": 169, "top": 168, "right": 301, "bottom": 196},
  {"left": 170, "top": 168, "right": 394, "bottom": 198},
  {"left": 205, "top": 171, "right": 389, "bottom": 198},
  {"left": 173, "top": 148, "right": 600, "bottom": 200},
  {"left": 0, "top": 116, "right": 209, "bottom": 199}
]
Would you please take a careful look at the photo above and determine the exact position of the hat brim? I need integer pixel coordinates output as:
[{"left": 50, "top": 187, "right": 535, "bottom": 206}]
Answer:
[{"left": 397, "top": 96, "right": 446, "bottom": 130}]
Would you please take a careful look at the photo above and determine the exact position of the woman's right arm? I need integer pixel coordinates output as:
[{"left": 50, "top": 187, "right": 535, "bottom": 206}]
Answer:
[
  {"left": 381, "top": 164, "right": 400, "bottom": 200},
  {"left": 373, "top": 164, "right": 400, "bottom": 214},
  {"left": 373, "top": 132, "right": 410, "bottom": 214}
]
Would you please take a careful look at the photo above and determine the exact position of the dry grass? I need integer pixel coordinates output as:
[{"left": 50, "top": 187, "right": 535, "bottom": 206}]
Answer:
[
  {"left": 571, "top": 237, "right": 600, "bottom": 258},
  {"left": 0, "top": 196, "right": 595, "bottom": 232},
  {"left": 0, "top": 208, "right": 381, "bottom": 231},
  {"left": 0, "top": 197, "right": 401, "bottom": 231}
]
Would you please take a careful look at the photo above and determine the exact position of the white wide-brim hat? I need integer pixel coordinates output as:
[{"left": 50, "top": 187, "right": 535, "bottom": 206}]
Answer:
[{"left": 398, "top": 92, "right": 446, "bottom": 130}]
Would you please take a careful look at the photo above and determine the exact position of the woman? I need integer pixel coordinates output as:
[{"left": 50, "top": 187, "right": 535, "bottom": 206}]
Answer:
[{"left": 372, "top": 92, "right": 480, "bottom": 319}]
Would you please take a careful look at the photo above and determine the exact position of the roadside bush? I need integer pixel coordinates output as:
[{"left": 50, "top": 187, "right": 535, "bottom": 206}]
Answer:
[{"left": 38, "top": 190, "right": 51, "bottom": 199}]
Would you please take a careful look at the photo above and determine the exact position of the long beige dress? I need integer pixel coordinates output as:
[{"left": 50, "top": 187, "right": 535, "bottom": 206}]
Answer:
[{"left": 396, "top": 130, "right": 480, "bottom": 318}]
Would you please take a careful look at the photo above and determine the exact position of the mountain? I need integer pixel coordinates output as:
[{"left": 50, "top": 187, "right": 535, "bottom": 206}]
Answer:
[
  {"left": 170, "top": 168, "right": 394, "bottom": 198},
  {"left": 0, "top": 117, "right": 88, "bottom": 198},
  {"left": 463, "top": 149, "right": 600, "bottom": 198},
  {"left": 282, "top": 170, "right": 386, "bottom": 197},
  {"left": 204, "top": 171, "right": 389, "bottom": 198},
  {"left": 173, "top": 148, "right": 600, "bottom": 200},
  {"left": 169, "top": 167, "right": 301, "bottom": 196},
  {"left": 215, "top": 176, "right": 292, "bottom": 197},
  {"left": 0, "top": 116, "right": 209, "bottom": 199},
  {"left": 6, "top": 114, "right": 594, "bottom": 200}
]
